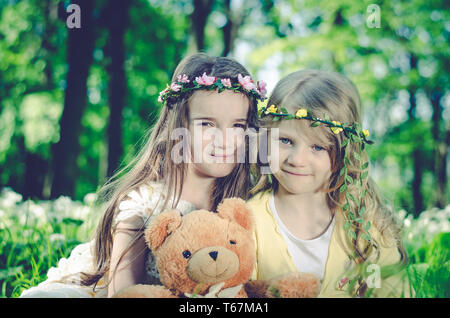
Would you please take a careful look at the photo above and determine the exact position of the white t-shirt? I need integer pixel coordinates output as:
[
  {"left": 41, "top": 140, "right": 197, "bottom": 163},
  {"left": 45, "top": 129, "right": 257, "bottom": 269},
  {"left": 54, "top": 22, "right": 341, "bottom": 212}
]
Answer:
[{"left": 268, "top": 192, "right": 335, "bottom": 281}]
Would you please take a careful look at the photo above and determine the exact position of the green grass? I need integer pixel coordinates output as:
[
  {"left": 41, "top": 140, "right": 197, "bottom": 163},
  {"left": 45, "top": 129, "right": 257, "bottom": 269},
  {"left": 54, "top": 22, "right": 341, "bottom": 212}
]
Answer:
[
  {"left": 0, "top": 189, "right": 99, "bottom": 298},
  {"left": 0, "top": 187, "right": 449, "bottom": 298}
]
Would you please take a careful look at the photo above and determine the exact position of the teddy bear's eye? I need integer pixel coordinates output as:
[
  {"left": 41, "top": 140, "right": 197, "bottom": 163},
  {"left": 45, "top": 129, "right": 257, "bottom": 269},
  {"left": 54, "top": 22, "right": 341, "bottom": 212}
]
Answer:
[
  {"left": 229, "top": 240, "right": 236, "bottom": 245},
  {"left": 182, "top": 250, "right": 191, "bottom": 259}
]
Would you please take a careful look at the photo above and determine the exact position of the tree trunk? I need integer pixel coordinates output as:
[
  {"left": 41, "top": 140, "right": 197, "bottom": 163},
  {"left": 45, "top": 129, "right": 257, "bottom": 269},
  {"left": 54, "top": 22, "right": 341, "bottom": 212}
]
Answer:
[
  {"left": 430, "top": 90, "right": 447, "bottom": 208},
  {"left": 221, "top": 0, "right": 251, "bottom": 56},
  {"left": 104, "top": 0, "right": 132, "bottom": 179},
  {"left": 191, "top": 0, "right": 214, "bottom": 51},
  {"left": 50, "top": 0, "right": 96, "bottom": 198}
]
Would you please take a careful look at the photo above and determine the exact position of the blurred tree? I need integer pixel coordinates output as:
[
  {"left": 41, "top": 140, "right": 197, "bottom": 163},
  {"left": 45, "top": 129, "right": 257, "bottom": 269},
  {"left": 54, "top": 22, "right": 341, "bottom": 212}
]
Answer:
[
  {"left": 191, "top": 0, "right": 214, "bottom": 51},
  {"left": 50, "top": 0, "right": 97, "bottom": 198},
  {"left": 103, "top": 0, "right": 132, "bottom": 178}
]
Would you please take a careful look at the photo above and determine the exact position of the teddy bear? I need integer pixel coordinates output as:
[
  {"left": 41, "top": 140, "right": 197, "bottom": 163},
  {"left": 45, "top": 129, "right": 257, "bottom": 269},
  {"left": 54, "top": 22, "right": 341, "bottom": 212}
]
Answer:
[{"left": 113, "top": 198, "right": 320, "bottom": 298}]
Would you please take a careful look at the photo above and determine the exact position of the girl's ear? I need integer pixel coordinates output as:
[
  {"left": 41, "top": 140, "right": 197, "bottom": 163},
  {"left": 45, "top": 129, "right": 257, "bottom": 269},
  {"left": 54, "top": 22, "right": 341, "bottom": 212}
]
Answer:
[
  {"left": 217, "top": 198, "right": 253, "bottom": 231},
  {"left": 145, "top": 210, "right": 182, "bottom": 251}
]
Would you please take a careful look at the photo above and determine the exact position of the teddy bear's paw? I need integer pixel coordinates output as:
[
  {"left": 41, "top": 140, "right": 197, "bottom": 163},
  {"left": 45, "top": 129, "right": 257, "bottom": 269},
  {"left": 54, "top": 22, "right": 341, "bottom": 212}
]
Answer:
[
  {"left": 112, "top": 284, "right": 177, "bottom": 298},
  {"left": 268, "top": 272, "right": 321, "bottom": 298},
  {"left": 244, "top": 280, "right": 270, "bottom": 298}
]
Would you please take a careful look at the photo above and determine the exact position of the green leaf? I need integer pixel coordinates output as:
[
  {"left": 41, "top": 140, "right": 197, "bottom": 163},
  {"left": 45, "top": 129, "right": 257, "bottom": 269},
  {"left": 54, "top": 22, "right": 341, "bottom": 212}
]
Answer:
[
  {"left": 344, "top": 221, "right": 351, "bottom": 231},
  {"left": 362, "top": 161, "right": 369, "bottom": 170},
  {"left": 340, "top": 166, "right": 347, "bottom": 176},
  {"left": 344, "top": 156, "right": 351, "bottom": 165},
  {"left": 359, "top": 206, "right": 366, "bottom": 216},
  {"left": 341, "top": 138, "right": 349, "bottom": 148},
  {"left": 348, "top": 230, "right": 356, "bottom": 240},
  {"left": 345, "top": 175, "right": 353, "bottom": 184},
  {"left": 348, "top": 193, "right": 357, "bottom": 204},
  {"left": 361, "top": 233, "right": 372, "bottom": 243},
  {"left": 311, "top": 121, "right": 320, "bottom": 127},
  {"left": 361, "top": 171, "right": 369, "bottom": 179}
]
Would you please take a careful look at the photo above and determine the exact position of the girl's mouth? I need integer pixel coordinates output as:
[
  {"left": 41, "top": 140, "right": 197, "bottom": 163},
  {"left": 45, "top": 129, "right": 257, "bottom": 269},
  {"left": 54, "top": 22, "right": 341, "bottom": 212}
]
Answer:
[{"left": 283, "top": 170, "right": 312, "bottom": 176}]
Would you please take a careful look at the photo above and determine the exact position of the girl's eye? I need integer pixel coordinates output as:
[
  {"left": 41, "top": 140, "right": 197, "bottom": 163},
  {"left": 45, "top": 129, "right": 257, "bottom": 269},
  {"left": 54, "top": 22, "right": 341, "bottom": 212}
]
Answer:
[
  {"left": 280, "top": 138, "right": 292, "bottom": 145},
  {"left": 233, "top": 123, "right": 246, "bottom": 129},
  {"left": 182, "top": 250, "right": 192, "bottom": 259},
  {"left": 229, "top": 240, "right": 236, "bottom": 245},
  {"left": 312, "top": 145, "right": 325, "bottom": 152},
  {"left": 200, "top": 122, "right": 213, "bottom": 127}
]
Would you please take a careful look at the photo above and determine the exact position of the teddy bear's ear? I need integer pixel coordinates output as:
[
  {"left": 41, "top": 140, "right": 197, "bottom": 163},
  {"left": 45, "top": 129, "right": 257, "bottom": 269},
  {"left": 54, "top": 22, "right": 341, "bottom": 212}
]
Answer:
[
  {"left": 145, "top": 210, "right": 182, "bottom": 251},
  {"left": 217, "top": 198, "right": 253, "bottom": 231}
]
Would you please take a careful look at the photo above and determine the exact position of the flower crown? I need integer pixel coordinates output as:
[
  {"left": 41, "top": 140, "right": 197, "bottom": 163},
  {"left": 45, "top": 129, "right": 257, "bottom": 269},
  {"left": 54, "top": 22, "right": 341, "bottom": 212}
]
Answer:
[
  {"left": 259, "top": 101, "right": 374, "bottom": 245},
  {"left": 259, "top": 102, "right": 372, "bottom": 144},
  {"left": 158, "top": 73, "right": 267, "bottom": 104}
]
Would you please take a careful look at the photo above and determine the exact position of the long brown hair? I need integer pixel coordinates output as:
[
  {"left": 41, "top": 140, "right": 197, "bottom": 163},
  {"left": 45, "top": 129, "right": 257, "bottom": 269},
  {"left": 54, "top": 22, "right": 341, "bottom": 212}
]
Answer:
[
  {"left": 250, "top": 69, "right": 407, "bottom": 295},
  {"left": 82, "top": 53, "right": 258, "bottom": 287}
]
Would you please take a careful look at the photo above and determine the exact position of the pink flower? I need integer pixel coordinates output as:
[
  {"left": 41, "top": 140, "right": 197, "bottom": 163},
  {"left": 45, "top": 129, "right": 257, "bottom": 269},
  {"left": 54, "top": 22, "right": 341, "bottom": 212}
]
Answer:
[
  {"left": 158, "top": 85, "right": 170, "bottom": 102},
  {"left": 177, "top": 74, "right": 190, "bottom": 83},
  {"left": 195, "top": 72, "right": 216, "bottom": 86},
  {"left": 257, "top": 80, "right": 267, "bottom": 98},
  {"left": 170, "top": 82, "right": 182, "bottom": 92},
  {"left": 238, "top": 74, "right": 256, "bottom": 91},
  {"left": 221, "top": 78, "right": 232, "bottom": 88},
  {"left": 338, "top": 277, "right": 349, "bottom": 290}
]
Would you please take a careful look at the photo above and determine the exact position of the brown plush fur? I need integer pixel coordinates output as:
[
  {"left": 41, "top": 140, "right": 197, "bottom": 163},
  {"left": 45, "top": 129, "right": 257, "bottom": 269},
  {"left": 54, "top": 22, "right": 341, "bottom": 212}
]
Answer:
[{"left": 113, "top": 198, "right": 320, "bottom": 298}]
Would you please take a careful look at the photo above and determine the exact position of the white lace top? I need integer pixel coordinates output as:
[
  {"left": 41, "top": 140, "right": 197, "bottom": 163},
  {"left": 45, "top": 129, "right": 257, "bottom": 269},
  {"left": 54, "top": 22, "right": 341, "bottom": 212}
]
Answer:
[{"left": 20, "top": 182, "right": 197, "bottom": 298}]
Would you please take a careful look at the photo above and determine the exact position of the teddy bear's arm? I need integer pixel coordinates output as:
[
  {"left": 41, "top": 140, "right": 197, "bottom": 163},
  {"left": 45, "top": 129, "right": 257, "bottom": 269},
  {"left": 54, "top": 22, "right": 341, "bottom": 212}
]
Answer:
[
  {"left": 112, "top": 284, "right": 177, "bottom": 298},
  {"left": 267, "top": 272, "right": 321, "bottom": 298}
]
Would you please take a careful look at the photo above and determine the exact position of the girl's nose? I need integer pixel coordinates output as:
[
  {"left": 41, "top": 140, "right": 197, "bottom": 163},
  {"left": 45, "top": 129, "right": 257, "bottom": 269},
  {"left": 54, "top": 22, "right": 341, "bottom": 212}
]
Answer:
[
  {"left": 211, "top": 128, "right": 238, "bottom": 152},
  {"left": 287, "top": 145, "right": 307, "bottom": 166}
]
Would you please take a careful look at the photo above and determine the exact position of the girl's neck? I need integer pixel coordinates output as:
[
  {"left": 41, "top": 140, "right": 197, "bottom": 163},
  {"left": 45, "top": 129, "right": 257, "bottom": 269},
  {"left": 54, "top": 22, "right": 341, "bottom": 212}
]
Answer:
[
  {"left": 273, "top": 186, "right": 333, "bottom": 240},
  {"left": 179, "top": 165, "right": 215, "bottom": 210}
]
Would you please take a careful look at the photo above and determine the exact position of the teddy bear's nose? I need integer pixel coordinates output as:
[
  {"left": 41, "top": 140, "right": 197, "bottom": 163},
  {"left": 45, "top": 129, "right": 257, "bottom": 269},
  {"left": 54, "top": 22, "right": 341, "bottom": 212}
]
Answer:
[{"left": 208, "top": 251, "right": 218, "bottom": 261}]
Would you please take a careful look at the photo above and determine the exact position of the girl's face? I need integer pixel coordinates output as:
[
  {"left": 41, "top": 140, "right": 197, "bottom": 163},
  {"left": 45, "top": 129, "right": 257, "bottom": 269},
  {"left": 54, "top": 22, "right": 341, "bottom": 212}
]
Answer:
[
  {"left": 187, "top": 90, "right": 250, "bottom": 178},
  {"left": 269, "top": 119, "right": 332, "bottom": 195}
]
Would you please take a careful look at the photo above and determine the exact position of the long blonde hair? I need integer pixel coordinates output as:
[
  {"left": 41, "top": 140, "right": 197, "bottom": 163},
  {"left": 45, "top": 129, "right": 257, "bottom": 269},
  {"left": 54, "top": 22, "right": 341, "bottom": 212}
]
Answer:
[
  {"left": 82, "top": 53, "right": 258, "bottom": 287},
  {"left": 250, "top": 69, "right": 407, "bottom": 295}
]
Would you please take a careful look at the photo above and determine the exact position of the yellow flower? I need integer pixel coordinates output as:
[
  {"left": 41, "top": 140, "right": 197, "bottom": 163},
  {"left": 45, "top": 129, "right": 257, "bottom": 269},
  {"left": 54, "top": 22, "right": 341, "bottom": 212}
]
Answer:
[
  {"left": 362, "top": 129, "right": 370, "bottom": 138},
  {"left": 295, "top": 108, "right": 308, "bottom": 118},
  {"left": 330, "top": 121, "right": 343, "bottom": 134},
  {"left": 265, "top": 104, "right": 278, "bottom": 114}
]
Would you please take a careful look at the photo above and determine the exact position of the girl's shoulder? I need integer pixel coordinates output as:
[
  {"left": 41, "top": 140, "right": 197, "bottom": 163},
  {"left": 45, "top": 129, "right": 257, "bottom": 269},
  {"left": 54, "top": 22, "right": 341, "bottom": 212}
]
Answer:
[
  {"left": 114, "top": 181, "right": 197, "bottom": 228},
  {"left": 246, "top": 190, "right": 271, "bottom": 205},
  {"left": 114, "top": 181, "right": 166, "bottom": 227}
]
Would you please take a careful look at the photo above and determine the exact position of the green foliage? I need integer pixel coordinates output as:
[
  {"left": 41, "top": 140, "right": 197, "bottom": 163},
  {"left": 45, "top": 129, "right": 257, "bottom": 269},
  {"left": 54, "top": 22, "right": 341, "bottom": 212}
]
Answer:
[
  {"left": 407, "top": 232, "right": 450, "bottom": 298},
  {"left": 0, "top": 188, "right": 99, "bottom": 298},
  {"left": 1, "top": 188, "right": 448, "bottom": 298}
]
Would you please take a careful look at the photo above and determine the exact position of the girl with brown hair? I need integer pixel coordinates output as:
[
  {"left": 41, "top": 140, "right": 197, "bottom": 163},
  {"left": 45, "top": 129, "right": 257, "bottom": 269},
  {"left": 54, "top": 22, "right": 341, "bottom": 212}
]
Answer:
[{"left": 20, "top": 53, "right": 266, "bottom": 297}]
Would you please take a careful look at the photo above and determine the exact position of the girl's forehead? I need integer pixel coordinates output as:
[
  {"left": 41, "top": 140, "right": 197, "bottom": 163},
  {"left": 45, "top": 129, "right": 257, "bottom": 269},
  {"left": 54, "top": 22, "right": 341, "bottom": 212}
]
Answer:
[
  {"left": 276, "top": 119, "right": 332, "bottom": 145},
  {"left": 189, "top": 90, "right": 249, "bottom": 119}
]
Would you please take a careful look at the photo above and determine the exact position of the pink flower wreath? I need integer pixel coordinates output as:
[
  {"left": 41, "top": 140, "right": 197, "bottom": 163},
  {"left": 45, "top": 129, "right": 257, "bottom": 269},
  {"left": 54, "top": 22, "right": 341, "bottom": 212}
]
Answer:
[{"left": 158, "top": 72, "right": 267, "bottom": 104}]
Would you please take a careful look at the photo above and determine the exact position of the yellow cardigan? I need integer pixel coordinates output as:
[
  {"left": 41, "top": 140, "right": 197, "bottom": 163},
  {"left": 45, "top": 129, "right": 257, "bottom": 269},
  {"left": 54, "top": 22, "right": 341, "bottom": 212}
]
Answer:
[{"left": 247, "top": 191, "right": 410, "bottom": 297}]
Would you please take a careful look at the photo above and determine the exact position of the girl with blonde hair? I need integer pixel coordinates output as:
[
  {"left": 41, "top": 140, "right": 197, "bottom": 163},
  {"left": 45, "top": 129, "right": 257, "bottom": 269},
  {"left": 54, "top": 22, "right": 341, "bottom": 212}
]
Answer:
[
  {"left": 248, "top": 69, "right": 409, "bottom": 297},
  {"left": 20, "top": 53, "right": 266, "bottom": 297}
]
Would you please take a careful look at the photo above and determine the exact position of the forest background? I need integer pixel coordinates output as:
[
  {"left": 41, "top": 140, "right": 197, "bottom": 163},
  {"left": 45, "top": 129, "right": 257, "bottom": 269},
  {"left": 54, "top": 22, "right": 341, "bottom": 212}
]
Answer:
[{"left": 0, "top": 0, "right": 448, "bottom": 298}]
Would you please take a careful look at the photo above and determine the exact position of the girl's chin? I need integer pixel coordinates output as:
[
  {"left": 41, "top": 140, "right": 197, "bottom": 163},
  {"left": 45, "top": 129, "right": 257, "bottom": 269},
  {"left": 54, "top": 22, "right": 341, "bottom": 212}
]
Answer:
[{"left": 192, "top": 162, "right": 236, "bottom": 178}]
